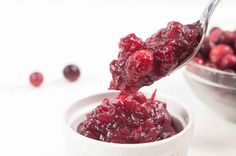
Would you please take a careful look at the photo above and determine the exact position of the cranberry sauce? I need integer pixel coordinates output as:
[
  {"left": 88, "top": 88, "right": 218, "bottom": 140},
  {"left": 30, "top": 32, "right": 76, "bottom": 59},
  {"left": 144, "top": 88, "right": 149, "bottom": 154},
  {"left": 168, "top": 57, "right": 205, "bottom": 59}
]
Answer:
[
  {"left": 109, "top": 21, "right": 201, "bottom": 93},
  {"left": 77, "top": 91, "right": 177, "bottom": 144}
]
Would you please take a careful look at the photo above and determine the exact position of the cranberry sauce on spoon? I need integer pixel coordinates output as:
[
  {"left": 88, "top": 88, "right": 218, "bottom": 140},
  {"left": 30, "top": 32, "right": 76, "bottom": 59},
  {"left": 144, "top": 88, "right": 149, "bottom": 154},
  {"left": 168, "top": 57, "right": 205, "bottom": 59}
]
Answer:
[{"left": 109, "top": 22, "right": 201, "bottom": 93}]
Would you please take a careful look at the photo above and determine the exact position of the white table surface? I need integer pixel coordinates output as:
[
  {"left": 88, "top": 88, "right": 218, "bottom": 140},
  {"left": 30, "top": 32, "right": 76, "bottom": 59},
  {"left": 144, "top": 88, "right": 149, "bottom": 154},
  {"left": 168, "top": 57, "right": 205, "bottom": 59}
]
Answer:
[{"left": 0, "top": 0, "right": 236, "bottom": 156}]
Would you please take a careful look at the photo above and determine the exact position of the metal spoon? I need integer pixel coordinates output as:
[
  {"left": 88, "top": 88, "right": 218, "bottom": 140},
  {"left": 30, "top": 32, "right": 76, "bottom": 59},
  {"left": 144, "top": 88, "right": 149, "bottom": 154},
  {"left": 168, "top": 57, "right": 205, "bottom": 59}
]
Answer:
[{"left": 175, "top": 0, "right": 221, "bottom": 71}]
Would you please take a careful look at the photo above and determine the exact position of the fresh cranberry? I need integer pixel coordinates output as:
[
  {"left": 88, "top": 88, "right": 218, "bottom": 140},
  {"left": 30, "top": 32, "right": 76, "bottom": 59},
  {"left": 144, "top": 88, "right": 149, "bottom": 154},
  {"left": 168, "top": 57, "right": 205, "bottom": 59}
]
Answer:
[
  {"left": 29, "top": 72, "right": 43, "bottom": 87},
  {"left": 209, "top": 27, "right": 220, "bottom": 34},
  {"left": 192, "top": 57, "right": 205, "bottom": 64},
  {"left": 109, "top": 22, "right": 201, "bottom": 93},
  {"left": 193, "top": 27, "right": 236, "bottom": 72},
  {"left": 125, "top": 50, "right": 154, "bottom": 82},
  {"left": 63, "top": 64, "right": 80, "bottom": 81},
  {"left": 219, "top": 54, "right": 236, "bottom": 70},
  {"left": 77, "top": 91, "right": 177, "bottom": 143},
  {"left": 217, "top": 31, "right": 236, "bottom": 47},
  {"left": 209, "top": 44, "right": 234, "bottom": 66},
  {"left": 209, "top": 28, "right": 236, "bottom": 47},
  {"left": 209, "top": 28, "right": 223, "bottom": 43},
  {"left": 199, "top": 37, "right": 215, "bottom": 59}
]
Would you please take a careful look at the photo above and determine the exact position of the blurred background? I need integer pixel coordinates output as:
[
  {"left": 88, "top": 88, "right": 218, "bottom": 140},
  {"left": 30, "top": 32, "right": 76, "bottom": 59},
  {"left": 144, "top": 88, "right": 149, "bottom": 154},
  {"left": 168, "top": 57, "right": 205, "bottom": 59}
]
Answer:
[
  {"left": 0, "top": 0, "right": 236, "bottom": 156},
  {"left": 1, "top": 0, "right": 236, "bottom": 88}
]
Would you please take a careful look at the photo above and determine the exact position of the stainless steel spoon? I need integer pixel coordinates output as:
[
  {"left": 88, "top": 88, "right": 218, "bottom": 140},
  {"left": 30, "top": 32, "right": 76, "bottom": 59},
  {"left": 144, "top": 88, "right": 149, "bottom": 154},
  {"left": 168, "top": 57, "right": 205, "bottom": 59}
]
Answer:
[{"left": 175, "top": 0, "right": 221, "bottom": 71}]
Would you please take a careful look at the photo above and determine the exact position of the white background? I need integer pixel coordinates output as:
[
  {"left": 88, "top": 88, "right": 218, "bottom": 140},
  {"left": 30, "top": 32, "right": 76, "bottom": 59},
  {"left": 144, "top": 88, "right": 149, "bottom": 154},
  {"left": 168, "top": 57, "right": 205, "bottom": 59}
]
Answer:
[{"left": 0, "top": 0, "right": 236, "bottom": 156}]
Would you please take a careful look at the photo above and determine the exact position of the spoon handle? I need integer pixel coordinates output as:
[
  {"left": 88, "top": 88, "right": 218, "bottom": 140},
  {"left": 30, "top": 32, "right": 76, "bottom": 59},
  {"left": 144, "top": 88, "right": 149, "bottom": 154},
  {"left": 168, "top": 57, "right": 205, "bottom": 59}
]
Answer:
[{"left": 200, "top": 0, "right": 221, "bottom": 33}]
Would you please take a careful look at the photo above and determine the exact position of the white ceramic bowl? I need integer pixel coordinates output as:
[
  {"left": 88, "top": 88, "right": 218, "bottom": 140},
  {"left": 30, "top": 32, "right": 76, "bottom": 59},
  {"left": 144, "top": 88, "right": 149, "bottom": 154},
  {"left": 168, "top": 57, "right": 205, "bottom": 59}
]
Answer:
[{"left": 64, "top": 91, "right": 194, "bottom": 156}]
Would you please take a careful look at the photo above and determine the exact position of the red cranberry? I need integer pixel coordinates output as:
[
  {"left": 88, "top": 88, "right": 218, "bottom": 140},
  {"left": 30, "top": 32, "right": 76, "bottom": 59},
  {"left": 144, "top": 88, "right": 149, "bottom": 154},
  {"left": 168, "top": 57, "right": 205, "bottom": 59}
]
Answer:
[
  {"left": 199, "top": 37, "right": 215, "bottom": 59},
  {"left": 63, "top": 64, "right": 80, "bottom": 81},
  {"left": 193, "top": 57, "right": 205, "bottom": 64},
  {"left": 218, "top": 31, "right": 236, "bottom": 47},
  {"left": 209, "top": 28, "right": 223, "bottom": 43},
  {"left": 219, "top": 54, "right": 236, "bottom": 70},
  {"left": 125, "top": 50, "right": 154, "bottom": 82},
  {"left": 209, "top": 27, "right": 220, "bottom": 34},
  {"left": 209, "top": 29, "right": 236, "bottom": 47},
  {"left": 29, "top": 72, "right": 43, "bottom": 87},
  {"left": 209, "top": 44, "right": 234, "bottom": 66}
]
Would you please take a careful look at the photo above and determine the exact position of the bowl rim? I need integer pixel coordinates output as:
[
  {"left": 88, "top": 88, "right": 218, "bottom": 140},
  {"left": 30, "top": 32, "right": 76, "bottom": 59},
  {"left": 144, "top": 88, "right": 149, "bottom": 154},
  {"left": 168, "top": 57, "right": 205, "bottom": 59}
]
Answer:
[
  {"left": 188, "top": 61, "right": 236, "bottom": 76},
  {"left": 64, "top": 91, "right": 194, "bottom": 148}
]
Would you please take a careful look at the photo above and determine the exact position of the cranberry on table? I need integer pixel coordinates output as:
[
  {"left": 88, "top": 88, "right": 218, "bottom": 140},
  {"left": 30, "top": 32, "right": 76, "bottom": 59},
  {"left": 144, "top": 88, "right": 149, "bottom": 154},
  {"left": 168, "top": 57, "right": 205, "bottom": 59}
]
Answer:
[
  {"left": 63, "top": 64, "right": 80, "bottom": 82},
  {"left": 29, "top": 72, "right": 43, "bottom": 87},
  {"left": 219, "top": 54, "right": 236, "bottom": 70},
  {"left": 209, "top": 44, "right": 234, "bottom": 66},
  {"left": 77, "top": 91, "right": 176, "bottom": 144}
]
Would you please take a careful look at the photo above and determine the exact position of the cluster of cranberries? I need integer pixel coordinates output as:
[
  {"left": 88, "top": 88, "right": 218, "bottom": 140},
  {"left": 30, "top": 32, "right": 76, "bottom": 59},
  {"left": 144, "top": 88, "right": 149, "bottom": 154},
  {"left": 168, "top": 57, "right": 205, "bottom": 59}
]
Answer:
[
  {"left": 109, "top": 21, "right": 201, "bottom": 93},
  {"left": 77, "top": 91, "right": 176, "bottom": 144},
  {"left": 29, "top": 64, "right": 80, "bottom": 87},
  {"left": 193, "top": 27, "right": 236, "bottom": 73}
]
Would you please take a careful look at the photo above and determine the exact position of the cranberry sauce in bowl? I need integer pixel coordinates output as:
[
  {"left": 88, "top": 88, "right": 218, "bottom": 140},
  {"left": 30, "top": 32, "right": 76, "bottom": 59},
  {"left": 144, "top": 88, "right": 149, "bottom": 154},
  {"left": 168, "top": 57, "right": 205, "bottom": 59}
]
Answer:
[
  {"left": 77, "top": 91, "right": 177, "bottom": 144},
  {"left": 64, "top": 91, "right": 194, "bottom": 156},
  {"left": 109, "top": 21, "right": 201, "bottom": 93}
]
